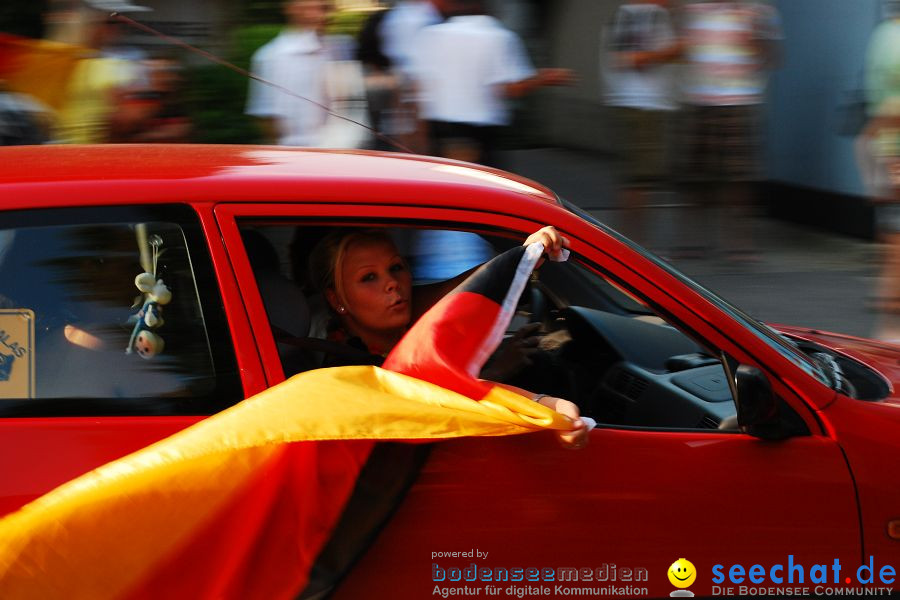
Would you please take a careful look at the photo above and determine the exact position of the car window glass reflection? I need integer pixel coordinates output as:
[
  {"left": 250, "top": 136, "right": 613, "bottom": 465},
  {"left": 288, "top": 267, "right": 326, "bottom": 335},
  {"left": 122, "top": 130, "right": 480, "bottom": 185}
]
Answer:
[{"left": 0, "top": 222, "right": 217, "bottom": 404}]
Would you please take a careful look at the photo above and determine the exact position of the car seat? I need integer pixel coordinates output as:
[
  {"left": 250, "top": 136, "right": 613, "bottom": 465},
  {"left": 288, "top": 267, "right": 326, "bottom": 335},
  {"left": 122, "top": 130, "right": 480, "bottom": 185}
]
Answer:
[{"left": 242, "top": 229, "right": 321, "bottom": 375}]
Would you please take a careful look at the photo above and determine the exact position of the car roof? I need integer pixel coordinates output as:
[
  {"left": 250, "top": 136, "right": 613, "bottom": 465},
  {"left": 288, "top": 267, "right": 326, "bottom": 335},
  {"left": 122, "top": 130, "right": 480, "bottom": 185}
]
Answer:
[{"left": 0, "top": 145, "right": 562, "bottom": 212}]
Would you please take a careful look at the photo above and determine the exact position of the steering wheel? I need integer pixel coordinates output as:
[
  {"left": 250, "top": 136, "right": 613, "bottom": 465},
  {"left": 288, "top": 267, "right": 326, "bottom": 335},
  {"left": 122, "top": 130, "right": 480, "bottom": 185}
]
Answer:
[{"left": 516, "top": 277, "right": 555, "bottom": 327}]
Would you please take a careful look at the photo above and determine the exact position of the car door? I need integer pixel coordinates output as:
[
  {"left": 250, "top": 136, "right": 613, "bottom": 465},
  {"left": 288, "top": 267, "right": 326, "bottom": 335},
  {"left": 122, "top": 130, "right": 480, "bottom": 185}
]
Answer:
[
  {"left": 0, "top": 204, "right": 248, "bottom": 517},
  {"left": 216, "top": 203, "right": 861, "bottom": 599}
]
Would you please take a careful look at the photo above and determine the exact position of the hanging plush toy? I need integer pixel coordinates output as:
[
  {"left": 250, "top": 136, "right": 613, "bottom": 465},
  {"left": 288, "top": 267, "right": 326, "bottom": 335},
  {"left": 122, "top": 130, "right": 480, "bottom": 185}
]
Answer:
[{"left": 126, "top": 235, "right": 172, "bottom": 359}]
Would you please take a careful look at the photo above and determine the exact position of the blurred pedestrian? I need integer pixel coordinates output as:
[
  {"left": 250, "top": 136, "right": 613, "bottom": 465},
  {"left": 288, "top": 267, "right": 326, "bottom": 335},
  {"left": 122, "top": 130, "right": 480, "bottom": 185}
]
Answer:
[
  {"left": 49, "top": 0, "right": 150, "bottom": 144},
  {"left": 356, "top": 9, "right": 402, "bottom": 151},
  {"left": 857, "top": 0, "right": 900, "bottom": 318},
  {"left": 245, "top": 0, "right": 369, "bottom": 148},
  {"left": 602, "top": 0, "right": 681, "bottom": 246},
  {"left": 676, "top": 0, "right": 782, "bottom": 261},
  {"left": 406, "top": 0, "right": 571, "bottom": 279},
  {"left": 363, "top": 0, "right": 442, "bottom": 153},
  {"left": 109, "top": 56, "right": 192, "bottom": 143},
  {"left": 410, "top": 0, "right": 573, "bottom": 167}
]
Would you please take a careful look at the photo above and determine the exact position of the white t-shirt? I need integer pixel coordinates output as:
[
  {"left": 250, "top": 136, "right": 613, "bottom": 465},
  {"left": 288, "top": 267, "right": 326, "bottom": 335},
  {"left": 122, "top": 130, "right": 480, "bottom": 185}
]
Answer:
[
  {"left": 411, "top": 15, "right": 536, "bottom": 126},
  {"left": 602, "top": 3, "right": 677, "bottom": 111},
  {"left": 245, "top": 30, "right": 330, "bottom": 146}
]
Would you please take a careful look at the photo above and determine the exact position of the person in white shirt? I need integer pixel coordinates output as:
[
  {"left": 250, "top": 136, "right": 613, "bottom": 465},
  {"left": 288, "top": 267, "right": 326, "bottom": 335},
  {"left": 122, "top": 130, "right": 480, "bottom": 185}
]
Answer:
[
  {"left": 407, "top": 0, "right": 572, "bottom": 285},
  {"left": 246, "top": 0, "right": 369, "bottom": 148},
  {"left": 410, "top": 0, "right": 572, "bottom": 167}
]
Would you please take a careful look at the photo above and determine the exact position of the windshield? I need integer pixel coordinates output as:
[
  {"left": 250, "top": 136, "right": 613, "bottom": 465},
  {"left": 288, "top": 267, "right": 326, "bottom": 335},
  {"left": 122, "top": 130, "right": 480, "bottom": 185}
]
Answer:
[{"left": 564, "top": 201, "right": 831, "bottom": 387}]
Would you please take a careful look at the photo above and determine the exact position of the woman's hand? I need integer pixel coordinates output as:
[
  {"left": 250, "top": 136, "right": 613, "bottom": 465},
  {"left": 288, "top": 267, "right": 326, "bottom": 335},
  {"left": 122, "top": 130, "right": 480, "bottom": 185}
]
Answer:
[
  {"left": 524, "top": 226, "right": 570, "bottom": 264},
  {"left": 535, "top": 395, "right": 589, "bottom": 449}
]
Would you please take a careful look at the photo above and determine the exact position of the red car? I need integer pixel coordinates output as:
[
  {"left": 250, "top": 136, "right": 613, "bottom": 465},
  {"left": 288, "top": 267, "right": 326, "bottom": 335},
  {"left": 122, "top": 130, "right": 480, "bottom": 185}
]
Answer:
[{"left": 0, "top": 145, "right": 897, "bottom": 598}]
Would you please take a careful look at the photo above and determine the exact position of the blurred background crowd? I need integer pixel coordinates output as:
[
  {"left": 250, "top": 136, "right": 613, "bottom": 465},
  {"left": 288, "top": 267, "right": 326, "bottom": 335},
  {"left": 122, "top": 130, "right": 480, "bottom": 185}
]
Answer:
[{"left": 2, "top": 0, "right": 900, "bottom": 340}]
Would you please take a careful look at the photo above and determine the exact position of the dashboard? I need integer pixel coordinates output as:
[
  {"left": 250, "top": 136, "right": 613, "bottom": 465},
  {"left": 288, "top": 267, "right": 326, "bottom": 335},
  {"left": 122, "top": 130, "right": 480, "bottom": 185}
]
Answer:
[{"left": 547, "top": 306, "right": 739, "bottom": 430}]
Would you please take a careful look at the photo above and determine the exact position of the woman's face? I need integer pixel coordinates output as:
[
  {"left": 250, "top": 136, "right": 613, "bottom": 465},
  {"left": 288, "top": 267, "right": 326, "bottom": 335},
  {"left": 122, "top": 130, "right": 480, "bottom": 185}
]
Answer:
[{"left": 335, "top": 238, "right": 412, "bottom": 343}]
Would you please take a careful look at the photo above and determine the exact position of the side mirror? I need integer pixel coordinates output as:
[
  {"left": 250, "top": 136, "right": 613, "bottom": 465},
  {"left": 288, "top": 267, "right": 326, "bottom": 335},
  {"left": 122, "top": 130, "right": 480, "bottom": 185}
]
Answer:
[{"left": 734, "top": 365, "right": 788, "bottom": 440}]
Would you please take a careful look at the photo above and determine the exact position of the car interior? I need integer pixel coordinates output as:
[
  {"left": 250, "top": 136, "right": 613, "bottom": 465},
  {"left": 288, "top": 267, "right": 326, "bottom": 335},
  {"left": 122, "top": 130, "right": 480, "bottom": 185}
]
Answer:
[{"left": 0, "top": 216, "right": 240, "bottom": 416}]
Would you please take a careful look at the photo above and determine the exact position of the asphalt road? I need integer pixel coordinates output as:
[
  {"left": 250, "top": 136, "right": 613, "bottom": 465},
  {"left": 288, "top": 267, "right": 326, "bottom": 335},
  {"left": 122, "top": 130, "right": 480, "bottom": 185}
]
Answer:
[{"left": 502, "top": 147, "right": 883, "bottom": 340}]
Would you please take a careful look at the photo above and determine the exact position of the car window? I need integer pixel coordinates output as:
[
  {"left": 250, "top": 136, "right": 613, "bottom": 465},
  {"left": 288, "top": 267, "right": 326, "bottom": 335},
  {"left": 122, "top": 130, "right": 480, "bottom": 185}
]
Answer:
[
  {"left": 565, "top": 200, "right": 831, "bottom": 386},
  {"left": 237, "top": 222, "right": 737, "bottom": 433},
  {"left": 0, "top": 206, "right": 241, "bottom": 416}
]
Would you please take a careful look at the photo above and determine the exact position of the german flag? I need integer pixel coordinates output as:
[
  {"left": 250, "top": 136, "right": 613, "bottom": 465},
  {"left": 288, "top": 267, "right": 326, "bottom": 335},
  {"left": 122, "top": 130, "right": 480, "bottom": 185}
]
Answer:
[
  {"left": 385, "top": 242, "right": 545, "bottom": 399},
  {"left": 0, "top": 243, "right": 572, "bottom": 599}
]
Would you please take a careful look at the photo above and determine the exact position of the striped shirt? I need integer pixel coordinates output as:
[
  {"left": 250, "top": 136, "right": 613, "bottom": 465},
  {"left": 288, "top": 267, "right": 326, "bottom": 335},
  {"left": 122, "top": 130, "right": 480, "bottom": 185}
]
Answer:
[{"left": 680, "top": 2, "right": 782, "bottom": 106}]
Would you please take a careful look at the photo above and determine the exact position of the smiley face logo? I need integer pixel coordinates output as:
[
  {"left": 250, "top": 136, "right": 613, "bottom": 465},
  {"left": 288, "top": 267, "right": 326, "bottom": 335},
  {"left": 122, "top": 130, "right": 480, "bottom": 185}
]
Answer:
[{"left": 667, "top": 558, "right": 696, "bottom": 589}]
